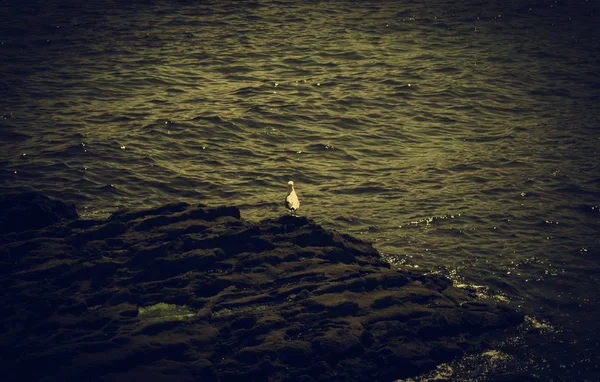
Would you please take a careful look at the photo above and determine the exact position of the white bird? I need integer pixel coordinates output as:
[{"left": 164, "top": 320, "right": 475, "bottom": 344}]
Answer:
[{"left": 285, "top": 180, "right": 300, "bottom": 214}]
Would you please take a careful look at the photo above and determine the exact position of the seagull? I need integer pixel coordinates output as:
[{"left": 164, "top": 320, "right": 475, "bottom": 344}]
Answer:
[{"left": 285, "top": 180, "right": 300, "bottom": 215}]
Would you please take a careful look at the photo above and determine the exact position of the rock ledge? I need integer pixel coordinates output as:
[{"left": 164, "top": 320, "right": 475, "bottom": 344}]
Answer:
[{"left": 0, "top": 193, "right": 523, "bottom": 382}]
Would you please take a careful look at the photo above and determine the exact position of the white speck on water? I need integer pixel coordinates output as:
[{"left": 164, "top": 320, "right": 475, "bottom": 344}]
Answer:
[{"left": 121, "top": 146, "right": 126, "bottom": 149}]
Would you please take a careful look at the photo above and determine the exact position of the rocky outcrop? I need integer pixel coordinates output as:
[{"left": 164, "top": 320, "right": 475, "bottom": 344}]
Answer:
[
  {"left": 0, "top": 192, "right": 78, "bottom": 234},
  {"left": 0, "top": 193, "right": 523, "bottom": 382}
]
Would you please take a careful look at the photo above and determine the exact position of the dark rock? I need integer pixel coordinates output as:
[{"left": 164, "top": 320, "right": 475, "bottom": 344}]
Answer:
[
  {"left": 489, "top": 374, "right": 542, "bottom": 382},
  {"left": 0, "top": 193, "right": 524, "bottom": 382},
  {"left": 109, "top": 202, "right": 190, "bottom": 222},
  {"left": 69, "top": 221, "right": 128, "bottom": 246},
  {"left": 0, "top": 192, "right": 78, "bottom": 234}
]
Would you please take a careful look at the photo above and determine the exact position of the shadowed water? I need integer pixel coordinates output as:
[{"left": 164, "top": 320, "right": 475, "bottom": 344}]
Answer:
[{"left": 1, "top": 0, "right": 599, "bottom": 380}]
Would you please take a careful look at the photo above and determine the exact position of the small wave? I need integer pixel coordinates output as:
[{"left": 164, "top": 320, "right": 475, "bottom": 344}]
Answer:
[
  {"left": 556, "top": 184, "right": 598, "bottom": 196},
  {"left": 459, "top": 135, "right": 513, "bottom": 143},
  {"left": 0, "top": 130, "right": 31, "bottom": 141},
  {"left": 330, "top": 186, "right": 393, "bottom": 195},
  {"left": 165, "top": 87, "right": 186, "bottom": 93},
  {"left": 99, "top": 184, "right": 119, "bottom": 193}
]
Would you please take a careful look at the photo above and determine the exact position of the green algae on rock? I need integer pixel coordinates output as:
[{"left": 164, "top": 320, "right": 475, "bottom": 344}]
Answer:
[{"left": 138, "top": 302, "right": 196, "bottom": 322}]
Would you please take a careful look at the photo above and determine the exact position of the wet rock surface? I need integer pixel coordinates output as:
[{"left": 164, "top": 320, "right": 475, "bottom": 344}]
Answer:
[
  {"left": 0, "top": 192, "right": 78, "bottom": 234},
  {"left": 0, "top": 193, "right": 523, "bottom": 382}
]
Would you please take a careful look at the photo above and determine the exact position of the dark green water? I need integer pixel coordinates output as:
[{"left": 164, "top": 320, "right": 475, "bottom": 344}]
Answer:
[{"left": 1, "top": 0, "right": 599, "bottom": 380}]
